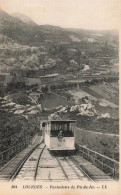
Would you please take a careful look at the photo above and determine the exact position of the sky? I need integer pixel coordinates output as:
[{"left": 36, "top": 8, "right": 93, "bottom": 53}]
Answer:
[{"left": 0, "top": 0, "right": 119, "bottom": 30}]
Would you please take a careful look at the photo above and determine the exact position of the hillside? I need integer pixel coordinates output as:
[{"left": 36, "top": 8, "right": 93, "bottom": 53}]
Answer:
[
  {"left": 0, "top": 11, "right": 69, "bottom": 45},
  {"left": 0, "top": 10, "right": 119, "bottom": 75},
  {"left": 11, "top": 13, "right": 37, "bottom": 25}
]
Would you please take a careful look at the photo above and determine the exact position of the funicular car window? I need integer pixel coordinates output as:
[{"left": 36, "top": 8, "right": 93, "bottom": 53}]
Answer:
[{"left": 50, "top": 121, "right": 74, "bottom": 137}]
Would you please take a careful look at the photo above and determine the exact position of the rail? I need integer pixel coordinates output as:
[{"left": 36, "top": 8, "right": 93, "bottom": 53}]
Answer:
[
  {"left": 76, "top": 144, "right": 119, "bottom": 179},
  {"left": 11, "top": 142, "right": 43, "bottom": 181},
  {"left": 68, "top": 156, "right": 94, "bottom": 181},
  {"left": 0, "top": 134, "right": 38, "bottom": 168},
  {"left": 34, "top": 145, "right": 46, "bottom": 181}
]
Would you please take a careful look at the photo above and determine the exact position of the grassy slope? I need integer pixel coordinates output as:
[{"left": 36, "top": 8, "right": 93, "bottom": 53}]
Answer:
[{"left": 75, "top": 128, "right": 119, "bottom": 160}]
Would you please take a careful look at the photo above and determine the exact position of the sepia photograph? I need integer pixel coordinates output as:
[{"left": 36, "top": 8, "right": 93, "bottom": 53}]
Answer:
[{"left": 0, "top": 0, "right": 120, "bottom": 194}]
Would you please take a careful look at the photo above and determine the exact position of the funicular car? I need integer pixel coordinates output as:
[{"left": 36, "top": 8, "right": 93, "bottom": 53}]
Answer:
[{"left": 43, "top": 120, "right": 75, "bottom": 150}]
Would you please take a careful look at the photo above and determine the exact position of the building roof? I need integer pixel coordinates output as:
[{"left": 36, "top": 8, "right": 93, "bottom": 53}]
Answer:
[{"left": 40, "top": 73, "right": 60, "bottom": 78}]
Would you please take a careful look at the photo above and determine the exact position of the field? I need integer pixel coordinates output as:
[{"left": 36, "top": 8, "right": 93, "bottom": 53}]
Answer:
[
  {"left": 69, "top": 81, "right": 119, "bottom": 119},
  {"left": 75, "top": 128, "right": 119, "bottom": 161},
  {"left": 94, "top": 101, "right": 118, "bottom": 119},
  {"left": 60, "top": 81, "right": 119, "bottom": 137},
  {"left": 89, "top": 83, "right": 119, "bottom": 105},
  {"left": 38, "top": 93, "right": 68, "bottom": 109},
  {"left": 70, "top": 89, "right": 96, "bottom": 100}
]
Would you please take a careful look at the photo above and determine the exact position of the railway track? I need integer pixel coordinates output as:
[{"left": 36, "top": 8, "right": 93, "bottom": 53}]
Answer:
[
  {"left": 13, "top": 143, "right": 46, "bottom": 181},
  {"left": 12, "top": 145, "right": 93, "bottom": 181},
  {"left": 56, "top": 156, "right": 93, "bottom": 181},
  {"left": 1, "top": 137, "right": 111, "bottom": 182},
  {"left": 0, "top": 137, "right": 42, "bottom": 181},
  {"left": 68, "top": 156, "right": 93, "bottom": 181}
]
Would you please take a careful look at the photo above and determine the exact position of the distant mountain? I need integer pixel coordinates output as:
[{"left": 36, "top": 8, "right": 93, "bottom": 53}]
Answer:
[
  {"left": 0, "top": 10, "right": 69, "bottom": 46},
  {"left": 0, "top": 10, "right": 118, "bottom": 75},
  {"left": 0, "top": 10, "right": 12, "bottom": 20},
  {"left": 0, "top": 10, "right": 45, "bottom": 45},
  {"left": 11, "top": 13, "right": 37, "bottom": 25},
  {"left": 66, "top": 28, "right": 119, "bottom": 38}
]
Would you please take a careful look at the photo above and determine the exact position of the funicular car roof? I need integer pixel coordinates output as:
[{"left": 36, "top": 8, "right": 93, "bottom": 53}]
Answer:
[
  {"left": 41, "top": 120, "right": 76, "bottom": 124},
  {"left": 49, "top": 120, "right": 76, "bottom": 122}
]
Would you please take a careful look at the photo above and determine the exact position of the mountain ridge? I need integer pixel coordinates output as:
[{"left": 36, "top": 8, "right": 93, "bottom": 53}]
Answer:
[
  {"left": 11, "top": 12, "right": 37, "bottom": 25},
  {"left": 0, "top": 10, "right": 119, "bottom": 75}
]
